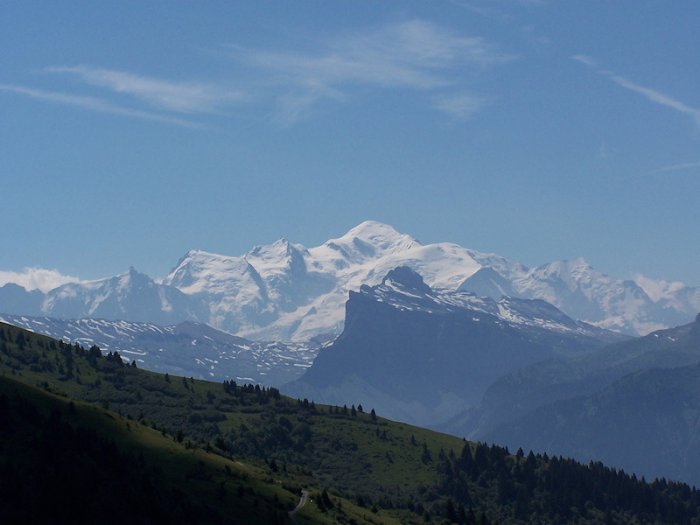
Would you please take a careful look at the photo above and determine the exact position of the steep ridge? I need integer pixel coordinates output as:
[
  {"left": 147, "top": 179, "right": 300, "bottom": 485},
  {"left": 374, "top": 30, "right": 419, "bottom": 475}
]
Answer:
[{"left": 285, "top": 267, "right": 622, "bottom": 426}]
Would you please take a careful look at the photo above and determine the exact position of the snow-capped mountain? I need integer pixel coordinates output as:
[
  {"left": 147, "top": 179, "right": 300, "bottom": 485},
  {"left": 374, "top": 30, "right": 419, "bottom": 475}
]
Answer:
[
  {"left": 356, "top": 266, "right": 618, "bottom": 340},
  {"left": 0, "top": 267, "right": 205, "bottom": 325},
  {"left": 41, "top": 267, "right": 208, "bottom": 325},
  {"left": 0, "top": 221, "right": 697, "bottom": 340},
  {"left": 0, "top": 313, "right": 319, "bottom": 386},
  {"left": 163, "top": 221, "right": 698, "bottom": 339},
  {"left": 461, "top": 257, "right": 700, "bottom": 335},
  {"left": 285, "top": 266, "right": 622, "bottom": 426}
]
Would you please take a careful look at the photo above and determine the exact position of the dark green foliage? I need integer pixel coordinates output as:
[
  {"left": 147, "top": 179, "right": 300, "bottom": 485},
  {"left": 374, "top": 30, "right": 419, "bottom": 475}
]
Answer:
[
  {"left": 436, "top": 441, "right": 700, "bottom": 524},
  {"left": 422, "top": 442, "right": 432, "bottom": 464},
  {"left": 0, "top": 380, "right": 282, "bottom": 525},
  {"left": 2, "top": 398, "right": 180, "bottom": 523}
]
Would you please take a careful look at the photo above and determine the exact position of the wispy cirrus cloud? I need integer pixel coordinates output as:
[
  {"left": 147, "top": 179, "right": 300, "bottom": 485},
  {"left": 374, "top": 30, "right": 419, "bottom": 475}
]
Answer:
[
  {"left": 657, "top": 160, "right": 700, "bottom": 173},
  {"left": 0, "top": 83, "right": 202, "bottom": 128},
  {"left": 228, "top": 19, "right": 513, "bottom": 123},
  {"left": 432, "top": 92, "right": 488, "bottom": 120},
  {"left": 238, "top": 20, "right": 510, "bottom": 87},
  {"left": 45, "top": 66, "right": 245, "bottom": 114},
  {"left": 607, "top": 74, "right": 700, "bottom": 124},
  {"left": 572, "top": 54, "right": 700, "bottom": 126},
  {"left": 3, "top": 20, "right": 511, "bottom": 127},
  {"left": 571, "top": 54, "right": 597, "bottom": 67},
  {"left": 449, "top": 0, "right": 545, "bottom": 20}
]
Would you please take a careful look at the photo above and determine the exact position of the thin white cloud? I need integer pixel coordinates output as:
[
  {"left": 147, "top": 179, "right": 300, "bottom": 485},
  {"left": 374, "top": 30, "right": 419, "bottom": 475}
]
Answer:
[
  {"left": 657, "top": 160, "right": 700, "bottom": 173},
  {"left": 432, "top": 92, "right": 487, "bottom": 120},
  {"left": 608, "top": 74, "right": 700, "bottom": 124},
  {"left": 239, "top": 20, "right": 510, "bottom": 88},
  {"left": 571, "top": 54, "right": 597, "bottom": 67},
  {"left": 46, "top": 66, "right": 246, "bottom": 114},
  {"left": 633, "top": 273, "right": 686, "bottom": 302},
  {"left": 0, "top": 267, "right": 82, "bottom": 293},
  {"left": 449, "top": 0, "right": 545, "bottom": 19},
  {"left": 571, "top": 54, "right": 700, "bottom": 125},
  {"left": 229, "top": 19, "right": 511, "bottom": 122},
  {"left": 0, "top": 83, "right": 202, "bottom": 128},
  {"left": 274, "top": 87, "right": 342, "bottom": 125}
]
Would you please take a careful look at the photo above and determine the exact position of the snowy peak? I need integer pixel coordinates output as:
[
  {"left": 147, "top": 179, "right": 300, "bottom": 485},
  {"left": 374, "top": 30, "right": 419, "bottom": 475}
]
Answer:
[
  {"left": 165, "top": 250, "right": 262, "bottom": 296},
  {"left": 245, "top": 238, "right": 309, "bottom": 277},
  {"left": 320, "top": 220, "right": 419, "bottom": 263},
  {"left": 342, "top": 220, "right": 416, "bottom": 247},
  {"left": 458, "top": 267, "right": 515, "bottom": 299},
  {"left": 117, "top": 266, "right": 154, "bottom": 290},
  {"left": 34, "top": 265, "right": 208, "bottom": 327},
  {"left": 247, "top": 237, "right": 301, "bottom": 257},
  {"left": 530, "top": 257, "right": 596, "bottom": 289}
]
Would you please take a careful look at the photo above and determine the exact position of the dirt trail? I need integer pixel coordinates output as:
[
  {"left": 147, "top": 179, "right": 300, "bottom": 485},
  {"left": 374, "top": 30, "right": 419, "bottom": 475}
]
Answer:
[{"left": 288, "top": 489, "right": 309, "bottom": 521}]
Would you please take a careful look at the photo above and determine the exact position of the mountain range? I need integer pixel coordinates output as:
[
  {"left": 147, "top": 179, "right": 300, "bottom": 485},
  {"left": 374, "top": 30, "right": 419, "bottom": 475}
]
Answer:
[
  {"left": 1, "top": 221, "right": 698, "bottom": 340},
  {"left": 285, "top": 266, "right": 623, "bottom": 426}
]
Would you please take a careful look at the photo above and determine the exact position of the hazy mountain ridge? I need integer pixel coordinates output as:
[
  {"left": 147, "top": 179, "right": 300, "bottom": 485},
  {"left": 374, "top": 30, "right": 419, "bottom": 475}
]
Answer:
[
  {"left": 447, "top": 313, "right": 700, "bottom": 441},
  {"left": 443, "top": 314, "right": 700, "bottom": 486},
  {"left": 1, "top": 221, "right": 697, "bottom": 340},
  {"left": 0, "top": 313, "right": 319, "bottom": 386}
]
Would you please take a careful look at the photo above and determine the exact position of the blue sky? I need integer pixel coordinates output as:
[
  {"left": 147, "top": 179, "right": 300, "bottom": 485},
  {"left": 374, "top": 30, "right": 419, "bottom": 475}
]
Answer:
[{"left": 1, "top": 1, "right": 699, "bottom": 286}]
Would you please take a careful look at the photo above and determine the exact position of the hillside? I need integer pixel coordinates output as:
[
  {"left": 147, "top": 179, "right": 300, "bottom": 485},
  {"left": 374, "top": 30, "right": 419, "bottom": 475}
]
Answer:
[
  {"left": 0, "top": 377, "right": 296, "bottom": 525},
  {"left": 2, "top": 321, "right": 700, "bottom": 524}
]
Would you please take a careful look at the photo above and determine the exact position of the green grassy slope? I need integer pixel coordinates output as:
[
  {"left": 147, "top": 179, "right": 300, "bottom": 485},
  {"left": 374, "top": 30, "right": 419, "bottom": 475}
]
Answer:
[
  {"left": 2, "top": 321, "right": 700, "bottom": 525},
  {"left": 0, "top": 374, "right": 403, "bottom": 525},
  {"left": 0, "top": 376, "right": 292, "bottom": 524}
]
